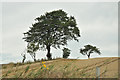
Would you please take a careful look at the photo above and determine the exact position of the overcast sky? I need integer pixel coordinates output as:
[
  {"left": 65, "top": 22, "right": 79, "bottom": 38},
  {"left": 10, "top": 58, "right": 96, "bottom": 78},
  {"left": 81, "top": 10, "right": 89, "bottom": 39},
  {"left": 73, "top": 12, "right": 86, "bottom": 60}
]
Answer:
[{"left": 1, "top": 2, "right": 118, "bottom": 64}]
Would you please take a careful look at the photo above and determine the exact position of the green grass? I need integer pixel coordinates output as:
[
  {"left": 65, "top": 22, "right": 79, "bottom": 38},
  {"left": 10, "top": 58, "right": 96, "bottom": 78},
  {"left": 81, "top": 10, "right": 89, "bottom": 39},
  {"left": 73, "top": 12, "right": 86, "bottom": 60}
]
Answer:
[
  {"left": 7, "top": 70, "right": 11, "bottom": 74},
  {"left": 25, "top": 66, "right": 30, "bottom": 73}
]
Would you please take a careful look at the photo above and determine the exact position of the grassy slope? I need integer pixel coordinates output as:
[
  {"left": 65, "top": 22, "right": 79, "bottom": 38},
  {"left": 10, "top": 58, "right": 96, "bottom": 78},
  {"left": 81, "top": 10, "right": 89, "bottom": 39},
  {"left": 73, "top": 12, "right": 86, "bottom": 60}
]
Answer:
[{"left": 1, "top": 57, "right": 119, "bottom": 78}]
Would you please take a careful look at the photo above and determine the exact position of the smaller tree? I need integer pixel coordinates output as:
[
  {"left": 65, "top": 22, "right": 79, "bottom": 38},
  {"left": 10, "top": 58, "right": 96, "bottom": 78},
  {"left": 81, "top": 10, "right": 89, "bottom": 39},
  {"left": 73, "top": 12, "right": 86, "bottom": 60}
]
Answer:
[
  {"left": 21, "top": 53, "right": 26, "bottom": 63},
  {"left": 62, "top": 47, "right": 71, "bottom": 58},
  {"left": 80, "top": 44, "right": 101, "bottom": 59},
  {"left": 27, "top": 43, "right": 39, "bottom": 62},
  {"left": 21, "top": 49, "right": 27, "bottom": 63}
]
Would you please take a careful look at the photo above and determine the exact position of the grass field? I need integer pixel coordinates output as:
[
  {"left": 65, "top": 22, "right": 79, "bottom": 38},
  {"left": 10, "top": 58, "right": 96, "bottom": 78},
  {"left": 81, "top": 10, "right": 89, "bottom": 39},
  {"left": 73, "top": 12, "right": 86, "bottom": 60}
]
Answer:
[{"left": 1, "top": 57, "right": 119, "bottom": 78}]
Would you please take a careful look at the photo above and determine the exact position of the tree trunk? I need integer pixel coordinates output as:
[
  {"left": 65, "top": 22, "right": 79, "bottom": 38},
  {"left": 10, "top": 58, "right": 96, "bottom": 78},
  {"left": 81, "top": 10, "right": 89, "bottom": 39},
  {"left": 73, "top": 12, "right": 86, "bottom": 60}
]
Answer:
[
  {"left": 34, "top": 59, "right": 36, "bottom": 62},
  {"left": 22, "top": 55, "right": 26, "bottom": 63},
  {"left": 87, "top": 53, "right": 90, "bottom": 59},
  {"left": 22, "top": 58, "right": 25, "bottom": 63},
  {"left": 33, "top": 53, "right": 36, "bottom": 62},
  {"left": 46, "top": 45, "right": 52, "bottom": 60}
]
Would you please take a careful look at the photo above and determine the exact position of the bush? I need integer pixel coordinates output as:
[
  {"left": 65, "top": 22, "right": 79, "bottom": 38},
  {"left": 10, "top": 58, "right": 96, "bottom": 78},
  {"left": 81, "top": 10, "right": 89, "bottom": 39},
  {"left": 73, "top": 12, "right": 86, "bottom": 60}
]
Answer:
[{"left": 62, "top": 47, "right": 71, "bottom": 58}]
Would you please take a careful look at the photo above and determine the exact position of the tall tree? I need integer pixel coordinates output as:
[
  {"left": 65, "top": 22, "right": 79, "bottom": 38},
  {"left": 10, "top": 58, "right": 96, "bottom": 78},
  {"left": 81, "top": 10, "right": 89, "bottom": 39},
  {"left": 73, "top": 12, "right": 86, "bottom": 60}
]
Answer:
[
  {"left": 27, "top": 43, "right": 39, "bottom": 62},
  {"left": 62, "top": 47, "right": 71, "bottom": 58},
  {"left": 80, "top": 44, "right": 101, "bottom": 59},
  {"left": 23, "top": 9, "right": 80, "bottom": 60}
]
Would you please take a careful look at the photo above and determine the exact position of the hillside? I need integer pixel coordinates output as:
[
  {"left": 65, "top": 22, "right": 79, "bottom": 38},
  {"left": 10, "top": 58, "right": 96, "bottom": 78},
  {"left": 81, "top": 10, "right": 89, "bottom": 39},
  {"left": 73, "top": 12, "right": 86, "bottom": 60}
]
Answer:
[{"left": 1, "top": 57, "right": 119, "bottom": 78}]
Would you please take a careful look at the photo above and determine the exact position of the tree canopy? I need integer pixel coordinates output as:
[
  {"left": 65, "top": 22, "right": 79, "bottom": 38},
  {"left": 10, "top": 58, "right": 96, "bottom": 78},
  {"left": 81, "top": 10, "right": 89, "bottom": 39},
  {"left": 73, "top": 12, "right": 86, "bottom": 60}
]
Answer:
[
  {"left": 23, "top": 9, "right": 80, "bottom": 60},
  {"left": 80, "top": 44, "right": 101, "bottom": 58},
  {"left": 62, "top": 47, "right": 71, "bottom": 58}
]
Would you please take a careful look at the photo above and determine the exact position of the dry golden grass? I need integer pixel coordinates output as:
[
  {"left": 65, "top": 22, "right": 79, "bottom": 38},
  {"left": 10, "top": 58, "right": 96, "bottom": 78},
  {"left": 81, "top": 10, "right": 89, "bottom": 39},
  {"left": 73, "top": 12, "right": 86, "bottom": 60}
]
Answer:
[{"left": 1, "top": 57, "right": 119, "bottom": 78}]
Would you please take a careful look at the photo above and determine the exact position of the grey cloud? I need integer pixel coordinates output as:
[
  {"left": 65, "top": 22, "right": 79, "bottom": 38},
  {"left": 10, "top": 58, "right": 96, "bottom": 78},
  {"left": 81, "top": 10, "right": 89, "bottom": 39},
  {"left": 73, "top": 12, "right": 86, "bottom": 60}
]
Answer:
[{"left": 2, "top": 2, "right": 118, "bottom": 64}]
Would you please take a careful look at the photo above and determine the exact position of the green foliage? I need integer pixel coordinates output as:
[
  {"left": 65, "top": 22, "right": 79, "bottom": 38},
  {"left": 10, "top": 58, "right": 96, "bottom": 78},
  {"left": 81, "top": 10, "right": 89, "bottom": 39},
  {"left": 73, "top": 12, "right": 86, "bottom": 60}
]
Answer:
[
  {"left": 62, "top": 47, "right": 71, "bottom": 58},
  {"left": 27, "top": 43, "right": 39, "bottom": 62},
  {"left": 25, "top": 66, "right": 30, "bottom": 73},
  {"left": 80, "top": 44, "right": 101, "bottom": 58},
  {"left": 27, "top": 43, "right": 39, "bottom": 53},
  {"left": 23, "top": 9, "right": 80, "bottom": 59}
]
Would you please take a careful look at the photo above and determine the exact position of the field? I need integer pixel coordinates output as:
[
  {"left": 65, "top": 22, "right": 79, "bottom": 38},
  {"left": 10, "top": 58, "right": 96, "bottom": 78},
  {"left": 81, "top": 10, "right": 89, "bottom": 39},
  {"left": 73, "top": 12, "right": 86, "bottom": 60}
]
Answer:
[{"left": 1, "top": 57, "right": 119, "bottom": 78}]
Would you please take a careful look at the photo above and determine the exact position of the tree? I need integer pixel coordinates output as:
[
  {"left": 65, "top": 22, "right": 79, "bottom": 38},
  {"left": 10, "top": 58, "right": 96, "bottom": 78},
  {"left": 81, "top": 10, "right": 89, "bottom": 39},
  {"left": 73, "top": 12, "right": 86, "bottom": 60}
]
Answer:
[
  {"left": 23, "top": 9, "right": 80, "bottom": 60},
  {"left": 80, "top": 44, "right": 101, "bottom": 59},
  {"left": 21, "top": 53, "right": 26, "bottom": 63},
  {"left": 62, "top": 47, "right": 71, "bottom": 58},
  {"left": 27, "top": 43, "right": 39, "bottom": 62},
  {"left": 21, "top": 49, "right": 27, "bottom": 63}
]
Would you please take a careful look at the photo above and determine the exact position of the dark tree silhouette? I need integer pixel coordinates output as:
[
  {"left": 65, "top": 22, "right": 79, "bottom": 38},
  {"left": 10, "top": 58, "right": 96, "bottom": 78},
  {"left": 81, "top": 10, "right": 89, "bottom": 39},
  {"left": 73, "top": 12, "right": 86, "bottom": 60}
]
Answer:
[
  {"left": 23, "top": 9, "right": 80, "bottom": 60},
  {"left": 80, "top": 44, "right": 101, "bottom": 59},
  {"left": 21, "top": 49, "right": 27, "bottom": 63},
  {"left": 21, "top": 53, "right": 26, "bottom": 63},
  {"left": 27, "top": 43, "right": 39, "bottom": 62},
  {"left": 62, "top": 47, "right": 71, "bottom": 58}
]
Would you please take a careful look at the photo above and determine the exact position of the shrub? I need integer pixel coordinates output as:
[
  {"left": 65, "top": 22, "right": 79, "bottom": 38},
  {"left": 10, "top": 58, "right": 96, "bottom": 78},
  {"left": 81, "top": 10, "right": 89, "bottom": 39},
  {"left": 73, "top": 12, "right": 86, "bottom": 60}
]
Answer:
[{"left": 62, "top": 47, "right": 71, "bottom": 58}]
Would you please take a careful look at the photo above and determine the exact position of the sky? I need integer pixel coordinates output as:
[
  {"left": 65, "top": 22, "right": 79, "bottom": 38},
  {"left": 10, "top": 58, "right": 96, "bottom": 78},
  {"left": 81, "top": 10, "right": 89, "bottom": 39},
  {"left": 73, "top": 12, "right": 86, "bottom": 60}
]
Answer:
[{"left": 0, "top": 2, "right": 118, "bottom": 64}]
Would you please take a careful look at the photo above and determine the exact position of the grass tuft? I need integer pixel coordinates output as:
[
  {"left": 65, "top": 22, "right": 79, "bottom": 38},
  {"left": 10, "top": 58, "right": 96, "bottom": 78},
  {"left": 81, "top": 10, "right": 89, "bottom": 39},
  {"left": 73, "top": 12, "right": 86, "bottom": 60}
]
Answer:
[{"left": 25, "top": 66, "right": 30, "bottom": 73}]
